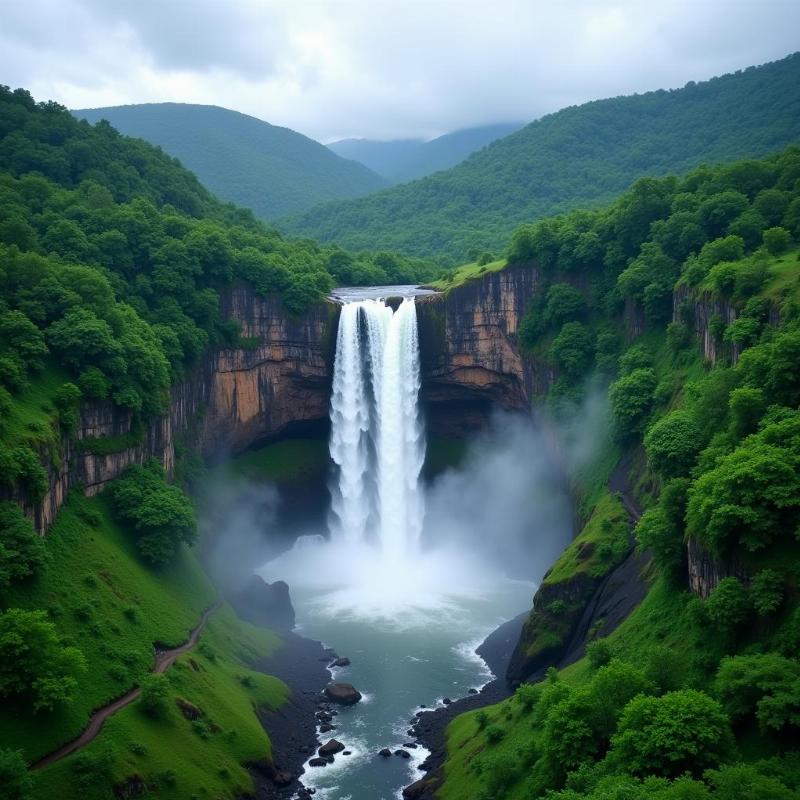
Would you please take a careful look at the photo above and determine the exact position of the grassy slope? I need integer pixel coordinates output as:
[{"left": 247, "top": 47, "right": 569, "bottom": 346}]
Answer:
[
  {"left": 32, "top": 605, "right": 287, "bottom": 800},
  {"left": 428, "top": 259, "right": 507, "bottom": 292},
  {"left": 0, "top": 490, "right": 289, "bottom": 800},
  {"left": 0, "top": 492, "right": 216, "bottom": 761}
]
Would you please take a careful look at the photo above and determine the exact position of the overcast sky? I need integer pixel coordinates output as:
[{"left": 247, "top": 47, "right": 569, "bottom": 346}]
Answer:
[{"left": 2, "top": 0, "right": 799, "bottom": 143}]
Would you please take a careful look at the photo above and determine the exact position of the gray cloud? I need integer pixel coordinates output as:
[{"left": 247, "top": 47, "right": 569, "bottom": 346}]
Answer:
[{"left": 1, "top": 0, "right": 798, "bottom": 142}]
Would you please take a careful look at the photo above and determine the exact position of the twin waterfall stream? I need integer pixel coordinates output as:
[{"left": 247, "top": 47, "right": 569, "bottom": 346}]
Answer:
[{"left": 329, "top": 299, "right": 425, "bottom": 561}]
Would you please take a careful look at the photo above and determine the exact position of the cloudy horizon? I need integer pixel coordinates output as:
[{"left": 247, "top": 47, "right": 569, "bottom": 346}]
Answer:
[{"left": 2, "top": 0, "right": 799, "bottom": 144}]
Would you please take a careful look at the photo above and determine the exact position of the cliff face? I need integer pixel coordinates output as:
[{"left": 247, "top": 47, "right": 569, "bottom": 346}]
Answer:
[
  {"left": 417, "top": 266, "right": 544, "bottom": 434},
  {"left": 26, "top": 288, "right": 336, "bottom": 532}
]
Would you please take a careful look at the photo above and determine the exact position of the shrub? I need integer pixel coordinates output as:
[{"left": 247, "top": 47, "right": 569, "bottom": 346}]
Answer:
[
  {"left": 644, "top": 410, "right": 702, "bottom": 478},
  {"left": 139, "top": 674, "right": 169, "bottom": 718},
  {"left": 485, "top": 724, "right": 505, "bottom": 744},
  {"left": 750, "top": 569, "right": 784, "bottom": 616},
  {"left": 763, "top": 226, "right": 792, "bottom": 255},
  {"left": 54, "top": 382, "right": 81, "bottom": 432},
  {"left": 609, "top": 368, "right": 657, "bottom": 440},
  {"left": 715, "top": 653, "right": 800, "bottom": 734},
  {"left": 0, "top": 501, "right": 46, "bottom": 591},
  {"left": 0, "top": 608, "right": 86, "bottom": 712},
  {"left": 608, "top": 690, "right": 734, "bottom": 778},
  {"left": 0, "top": 748, "right": 33, "bottom": 800},
  {"left": 586, "top": 638, "right": 614, "bottom": 670},
  {"left": 475, "top": 710, "right": 489, "bottom": 730},
  {"left": 516, "top": 683, "right": 539, "bottom": 713},
  {"left": 705, "top": 578, "right": 750, "bottom": 633},
  {"left": 109, "top": 459, "right": 196, "bottom": 565}
]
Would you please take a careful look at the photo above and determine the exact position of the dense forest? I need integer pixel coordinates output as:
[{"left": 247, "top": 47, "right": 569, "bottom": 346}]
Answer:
[
  {"left": 434, "top": 145, "right": 800, "bottom": 799},
  {"left": 0, "top": 85, "right": 438, "bottom": 419},
  {"left": 328, "top": 122, "right": 523, "bottom": 184},
  {"left": 281, "top": 53, "right": 800, "bottom": 263},
  {"left": 74, "top": 103, "right": 388, "bottom": 219}
]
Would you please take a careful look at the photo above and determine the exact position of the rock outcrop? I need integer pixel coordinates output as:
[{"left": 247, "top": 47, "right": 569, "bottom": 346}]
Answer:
[
  {"left": 229, "top": 575, "right": 296, "bottom": 632},
  {"left": 20, "top": 287, "right": 337, "bottom": 533},
  {"left": 417, "top": 265, "right": 543, "bottom": 435}
]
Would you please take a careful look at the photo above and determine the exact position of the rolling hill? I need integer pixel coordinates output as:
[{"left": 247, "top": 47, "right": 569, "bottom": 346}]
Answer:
[
  {"left": 281, "top": 52, "right": 800, "bottom": 262},
  {"left": 328, "top": 122, "right": 523, "bottom": 183},
  {"left": 73, "top": 103, "right": 388, "bottom": 218}
]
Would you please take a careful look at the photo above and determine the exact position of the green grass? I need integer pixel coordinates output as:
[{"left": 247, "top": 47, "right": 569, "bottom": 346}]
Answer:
[
  {"left": 31, "top": 605, "right": 287, "bottom": 800},
  {"left": 428, "top": 259, "right": 507, "bottom": 292},
  {"left": 209, "top": 438, "right": 330, "bottom": 484},
  {"left": 543, "top": 491, "right": 629, "bottom": 586},
  {"left": 4, "top": 362, "right": 71, "bottom": 458},
  {"left": 0, "top": 492, "right": 217, "bottom": 762},
  {"left": 760, "top": 244, "right": 800, "bottom": 308}
]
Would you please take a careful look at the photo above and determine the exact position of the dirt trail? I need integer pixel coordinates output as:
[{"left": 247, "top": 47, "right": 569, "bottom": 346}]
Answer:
[{"left": 32, "top": 602, "right": 220, "bottom": 770}]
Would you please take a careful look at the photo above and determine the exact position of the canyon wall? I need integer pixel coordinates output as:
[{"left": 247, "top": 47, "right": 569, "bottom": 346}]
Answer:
[
  {"left": 417, "top": 265, "right": 545, "bottom": 434},
  {"left": 23, "top": 287, "right": 337, "bottom": 532}
]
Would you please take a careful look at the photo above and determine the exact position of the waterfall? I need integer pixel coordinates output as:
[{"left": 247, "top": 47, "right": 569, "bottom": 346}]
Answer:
[{"left": 329, "top": 297, "right": 425, "bottom": 558}]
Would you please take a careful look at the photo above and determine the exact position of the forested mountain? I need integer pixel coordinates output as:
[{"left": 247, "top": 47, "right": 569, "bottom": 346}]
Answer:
[
  {"left": 327, "top": 122, "right": 523, "bottom": 183},
  {"left": 73, "top": 103, "right": 388, "bottom": 219},
  {"left": 436, "top": 144, "right": 800, "bottom": 800},
  {"left": 282, "top": 53, "right": 800, "bottom": 262},
  {"left": 0, "top": 86, "right": 437, "bottom": 423}
]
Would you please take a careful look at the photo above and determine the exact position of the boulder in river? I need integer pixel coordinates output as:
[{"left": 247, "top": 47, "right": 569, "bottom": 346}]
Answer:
[
  {"left": 324, "top": 682, "right": 362, "bottom": 705},
  {"left": 395, "top": 749, "right": 411, "bottom": 759},
  {"left": 330, "top": 657, "right": 351, "bottom": 667},
  {"left": 443, "top": 697, "right": 452, "bottom": 704},
  {"left": 308, "top": 757, "right": 328, "bottom": 767},
  {"left": 318, "top": 739, "right": 345, "bottom": 757},
  {"left": 379, "top": 748, "right": 392, "bottom": 758}
]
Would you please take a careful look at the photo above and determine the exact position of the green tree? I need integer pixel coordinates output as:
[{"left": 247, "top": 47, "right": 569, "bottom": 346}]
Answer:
[
  {"left": 139, "top": 673, "right": 170, "bottom": 718},
  {"left": 0, "top": 608, "right": 86, "bottom": 712},
  {"left": 109, "top": 460, "right": 196, "bottom": 565},
  {"left": 0, "top": 502, "right": 45, "bottom": 591},
  {"left": 0, "top": 748, "right": 33, "bottom": 800},
  {"left": 644, "top": 411, "right": 702, "bottom": 478},
  {"left": 549, "top": 322, "right": 593, "bottom": 379},
  {"left": 705, "top": 578, "right": 750, "bottom": 634},
  {"left": 608, "top": 690, "right": 734, "bottom": 778},
  {"left": 609, "top": 368, "right": 657, "bottom": 440},
  {"left": 763, "top": 226, "right": 791, "bottom": 254},
  {"left": 715, "top": 653, "right": 800, "bottom": 733},
  {"left": 750, "top": 569, "right": 783, "bottom": 616}
]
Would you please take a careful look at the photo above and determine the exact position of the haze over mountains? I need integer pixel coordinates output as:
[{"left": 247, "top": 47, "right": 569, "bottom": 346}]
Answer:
[
  {"left": 73, "top": 103, "right": 388, "bottom": 219},
  {"left": 327, "top": 123, "right": 524, "bottom": 184},
  {"left": 282, "top": 53, "right": 800, "bottom": 262}
]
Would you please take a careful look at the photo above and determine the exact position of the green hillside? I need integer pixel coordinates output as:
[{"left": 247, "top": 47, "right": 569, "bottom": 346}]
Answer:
[
  {"left": 73, "top": 103, "right": 388, "bottom": 219},
  {"left": 328, "top": 122, "right": 523, "bottom": 183},
  {"left": 281, "top": 53, "right": 800, "bottom": 262},
  {"left": 434, "top": 144, "right": 800, "bottom": 800}
]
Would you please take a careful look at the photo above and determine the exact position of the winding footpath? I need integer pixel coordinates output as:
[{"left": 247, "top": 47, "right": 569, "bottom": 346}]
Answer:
[{"left": 32, "top": 602, "right": 220, "bottom": 770}]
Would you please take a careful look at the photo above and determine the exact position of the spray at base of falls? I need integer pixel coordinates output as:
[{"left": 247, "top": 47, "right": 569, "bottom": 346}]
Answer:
[{"left": 329, "top": 298, "right": 425, "bottom": 562}]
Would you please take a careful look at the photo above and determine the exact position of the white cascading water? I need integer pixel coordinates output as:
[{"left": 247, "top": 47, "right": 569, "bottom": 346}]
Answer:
[{"left": 329, "top": 298, "right": 425, "bottom": 560}]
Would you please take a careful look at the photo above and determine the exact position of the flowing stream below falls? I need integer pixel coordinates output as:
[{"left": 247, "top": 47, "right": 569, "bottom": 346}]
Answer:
[{"left": 258, "top": 291, "right": 549, "bottom": 799}]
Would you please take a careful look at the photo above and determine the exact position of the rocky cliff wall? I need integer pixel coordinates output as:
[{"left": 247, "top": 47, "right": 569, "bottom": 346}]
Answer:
[
  {"left": 24, "top": 287, "right": 336, "bottom": 533},
  {"left": 417, "top": 265, "right": 545, "bottom": 434}
]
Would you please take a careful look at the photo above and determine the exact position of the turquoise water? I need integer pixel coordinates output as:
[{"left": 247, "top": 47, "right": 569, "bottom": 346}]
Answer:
[{"left": 262, "top": 567, "right": 534, "bottom": 800}]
